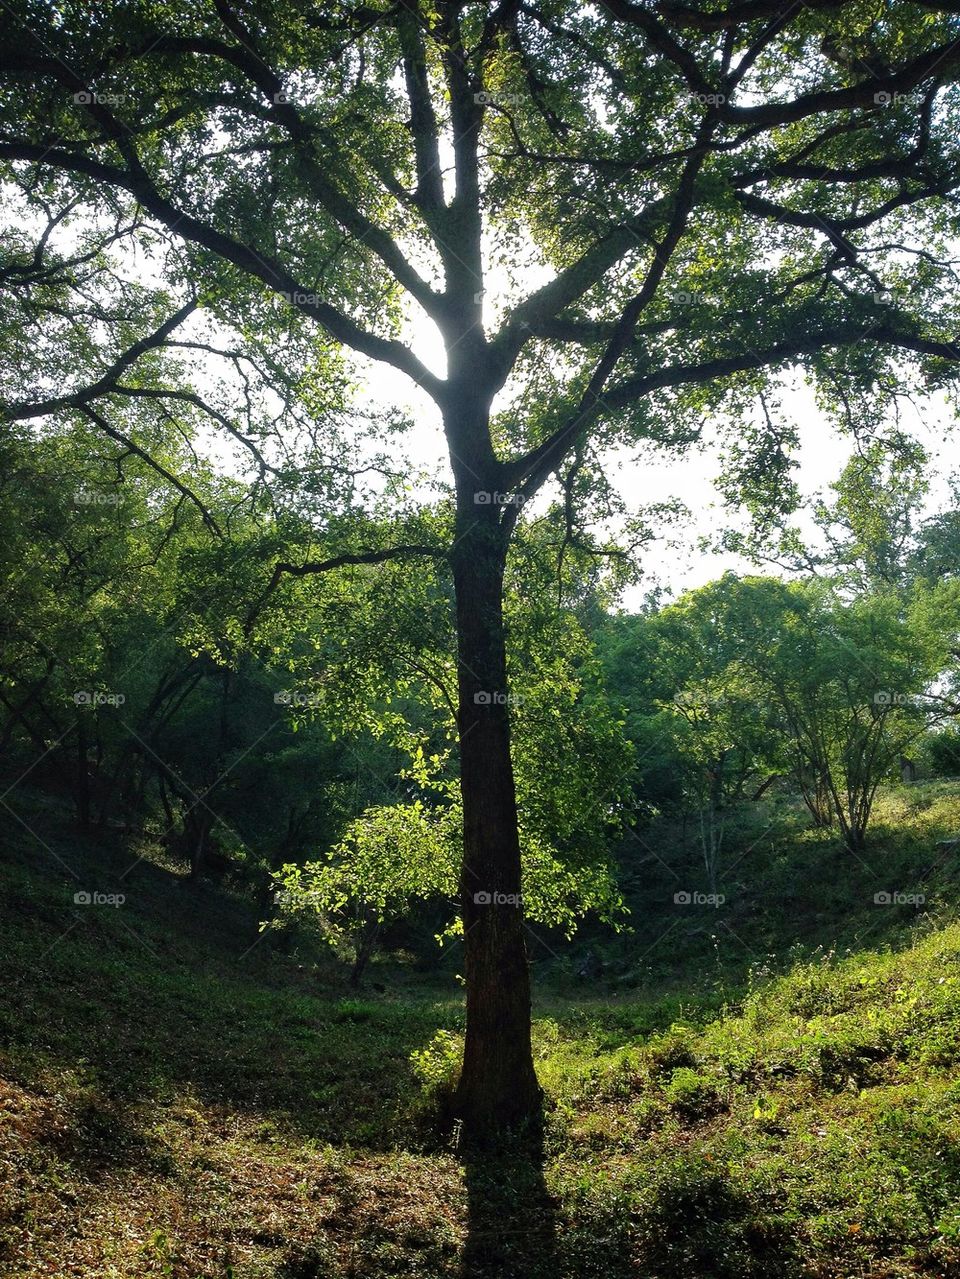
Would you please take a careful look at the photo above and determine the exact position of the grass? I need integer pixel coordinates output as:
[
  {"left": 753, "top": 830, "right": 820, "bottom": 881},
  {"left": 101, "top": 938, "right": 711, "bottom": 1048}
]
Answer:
[{"left": 2, "top": 780, "right": 960, "bottom": 1276}]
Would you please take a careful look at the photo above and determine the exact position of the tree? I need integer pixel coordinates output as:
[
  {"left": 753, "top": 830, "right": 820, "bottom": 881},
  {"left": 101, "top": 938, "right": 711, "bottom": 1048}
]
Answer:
[
  {"left": 0, "top": 411, "right": 227, "bottom": 827},
  {"left": 764, "top": 582, "right": 957, "bottom": 850},
  {"left": 3, "top": 0, "right": 960, "bottom": 1136},
  {"left": 720, "top": 427, "right": 935, "bottom": 590},
  {"left": 654, "top": 594, "right": 784, "bottom": 888},
  {"left": 606, "top": 574, "right": 960, "bottom": 853},
  {"left": 670, "top": 575, "right": 959, "bottom": 852},
  {"left": 271, "top": 543, "right": 630, "bottom": 984}
]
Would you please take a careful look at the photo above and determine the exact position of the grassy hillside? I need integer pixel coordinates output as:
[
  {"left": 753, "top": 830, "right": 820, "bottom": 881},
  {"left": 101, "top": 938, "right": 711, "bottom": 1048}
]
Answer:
[{"left": 2, "top": 783, "right": 960, "bottom": 1277}]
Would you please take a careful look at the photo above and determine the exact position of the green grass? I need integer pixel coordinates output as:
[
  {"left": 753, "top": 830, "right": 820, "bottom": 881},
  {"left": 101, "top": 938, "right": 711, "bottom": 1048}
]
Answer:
[
  {"left": 2, "top": 782, "right": 960, "bottom": 1276},
  {"left": 569, "top": 780, "right": 960, "bottom": 999}
]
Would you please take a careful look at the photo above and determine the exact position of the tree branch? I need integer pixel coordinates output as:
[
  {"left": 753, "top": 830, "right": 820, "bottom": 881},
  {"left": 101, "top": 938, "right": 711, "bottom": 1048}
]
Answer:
[
  {"left": 5, "top": 298, "right": 197, "bottom": 420},
  {"left": 245, "top": 543, "right": 450, "bottom": 634},
  {"left": 79, "top": 406, "right": 223, "bottom": 536},
  {"left": 0, "top": 138, "right": 445, "bottom": 399}
]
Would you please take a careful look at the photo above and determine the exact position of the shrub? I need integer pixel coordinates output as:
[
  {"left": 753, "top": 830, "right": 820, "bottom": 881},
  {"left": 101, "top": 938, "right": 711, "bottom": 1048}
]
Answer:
[{"left": 663, "top": 1066, "right": 726, "bottom": 1120}]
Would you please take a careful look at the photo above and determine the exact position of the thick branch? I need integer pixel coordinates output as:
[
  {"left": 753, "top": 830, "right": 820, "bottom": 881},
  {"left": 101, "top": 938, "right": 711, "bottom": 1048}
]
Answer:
[
  {"left": 602, "top": 323, "right": 960, "bottom": 409},
  {"left": 0, "top": 140, "right": 444, "bottom": 398},
  {"left": 503, "top": 121, "right": 714, "bottom": 496},
  {"left": 5, "top": 299, "right": 197, "bottom": 421},
  {"left": 489, "top": 201, "right": 679, "bottom": 384},
  {"left": 245, "top": 543, "right": 449, "bottom": 634}
]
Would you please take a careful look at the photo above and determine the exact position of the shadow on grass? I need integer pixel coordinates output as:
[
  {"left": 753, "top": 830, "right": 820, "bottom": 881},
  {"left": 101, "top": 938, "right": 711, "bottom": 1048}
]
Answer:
[
  {"left": 0, "top": 809, "right": 460, "bottom": 1151},
  {"left": 460, "top": 1121, "right": 559, "bottom": 1279}
]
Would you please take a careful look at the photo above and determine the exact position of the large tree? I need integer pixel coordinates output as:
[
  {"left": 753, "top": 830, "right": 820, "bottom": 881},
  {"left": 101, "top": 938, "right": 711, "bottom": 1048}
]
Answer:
[{"left": 3, "top": 0, "right": 960, "bottom": 1135}]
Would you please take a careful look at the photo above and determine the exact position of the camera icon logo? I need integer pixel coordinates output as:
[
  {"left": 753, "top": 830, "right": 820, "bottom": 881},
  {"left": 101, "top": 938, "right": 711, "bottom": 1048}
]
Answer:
[
  {"left": 873, "top": 90, "right": 892, "bottom": 105},
  {"left": 874, "top": 891, "right": 892, "bottom": 905},
  {"left": 74, "top": 891, "right": 91, "bottom": 905},
  {"left": 474, "top": 491, "right": 492, "bottom": 504},
  {"left": 273, "top": 90, "right": 289, "bottom": 104},
  {"left": 674, "top": 891, "right": 692, "bottom": 905},
  {"left": 73, "top": 90, "right": 94, "bottom": 104},
  {"left": 473, "top": 891, "right": 492, "bottom": 905},
  {"left": 73, "top": 691, "right": 91, "bottom": 705},
  {"left": 474, "top": 691, "right": 492, "bottom": 705}
]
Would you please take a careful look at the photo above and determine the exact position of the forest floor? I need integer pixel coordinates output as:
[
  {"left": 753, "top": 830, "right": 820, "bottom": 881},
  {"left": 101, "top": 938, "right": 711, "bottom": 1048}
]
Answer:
[{"left": 2, "top": 782, "right": 960, "bottom": 1277}]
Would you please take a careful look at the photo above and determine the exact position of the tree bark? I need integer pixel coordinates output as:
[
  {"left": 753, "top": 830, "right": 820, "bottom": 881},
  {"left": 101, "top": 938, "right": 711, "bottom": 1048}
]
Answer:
[
  {"left": 450, "top": 506, "right": 542, "bottom": 1141},
  {"left": 74, "top": 713, "right": 91, "bottom": 829},
  {"left": 349, "top": 914, "right": 381, "bottom": 987}
]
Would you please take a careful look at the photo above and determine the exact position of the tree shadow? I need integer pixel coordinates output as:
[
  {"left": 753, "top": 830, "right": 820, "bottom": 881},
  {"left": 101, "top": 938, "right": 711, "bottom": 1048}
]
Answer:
[
  {"left": 0, "top": 809, "right": 459, "bottom": 1151},
  {"left": 460, "top": 1119, "right": 559, "bottom": 1279}
]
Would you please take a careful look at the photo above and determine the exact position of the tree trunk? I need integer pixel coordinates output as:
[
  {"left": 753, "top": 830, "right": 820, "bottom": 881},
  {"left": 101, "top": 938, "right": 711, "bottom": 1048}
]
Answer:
[
  {"left": 184, "top": 806, "right": 214, "bottom": 878},
  {"left": 349, "top": 914, "right": 381, "bottom": 987},
  {"left": 75, "top": 713, "right": 91, "bottom": 829},
  {"left": 844, "top": 823, "right": 867, "bottom": 854},
  {"left": 450, "top": 510, "right": 542, "bottom": 1141},
  {"left": 795, "top": 761, "right": 833, "bottom": 827}
]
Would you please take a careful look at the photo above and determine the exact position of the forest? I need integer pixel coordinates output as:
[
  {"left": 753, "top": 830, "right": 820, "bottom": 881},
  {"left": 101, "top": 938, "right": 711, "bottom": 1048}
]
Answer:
[{"left": 3, "top": 1, "right": 960, "bottom": 1275}]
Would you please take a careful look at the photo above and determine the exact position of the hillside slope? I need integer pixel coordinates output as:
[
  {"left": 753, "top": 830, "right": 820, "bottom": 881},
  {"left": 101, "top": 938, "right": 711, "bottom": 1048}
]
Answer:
[{"left": 1, "top": 785, "right": 960, "bottom": 1277}]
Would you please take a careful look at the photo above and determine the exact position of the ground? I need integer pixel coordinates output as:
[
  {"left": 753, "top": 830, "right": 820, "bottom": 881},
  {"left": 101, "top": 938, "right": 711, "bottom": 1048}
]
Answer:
[{"left": 2, "top": 782, "right": 960, "bottom": 1277}]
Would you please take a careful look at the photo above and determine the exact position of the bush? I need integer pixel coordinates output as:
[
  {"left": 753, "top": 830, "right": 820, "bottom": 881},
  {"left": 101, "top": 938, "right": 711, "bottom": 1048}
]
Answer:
[
  {"left": 927, "top": 730, "right": 960, "bottom": 779},
  {"left": 409, "top": 1028, "right": 463, "bottom": 1116},
  {"left": 644, "top": 1025, "right": 699, "bottom": 1077},
  {"left": 663, "top": 1066, "right": 726, "bottom": 1119}
]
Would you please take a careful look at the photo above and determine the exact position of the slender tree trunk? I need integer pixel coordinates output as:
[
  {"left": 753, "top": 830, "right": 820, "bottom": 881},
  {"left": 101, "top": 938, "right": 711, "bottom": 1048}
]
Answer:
[
  {"left": 0, "top": 658, "right": 56, "bottom": 756},
  {"left": 450, "top": 509, "right": 541, "bottom": 1140},
  {"left": 349, "top": 914, "right": 381, "bottom": 987},
  {"left": 158, "top": 773, "right": 176, "bottom": 831},
  {"left": 185, "top": 807, "right": 215, "bottom": 878},
  {"left": 75, "top": 714, "right": 91, "bottom": 829},
  {"left": 187, "top": 666, "right": 233, "bottom": 881},
  {"left": 795, "top": 760, "right": 833, "bottom": 827},
  {"left": 845, "top": 823, "right": 867, "bottom": 854}
]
